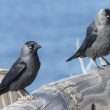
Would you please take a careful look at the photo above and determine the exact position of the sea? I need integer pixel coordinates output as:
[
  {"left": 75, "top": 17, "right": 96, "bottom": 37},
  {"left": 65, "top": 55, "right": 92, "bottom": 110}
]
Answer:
[{"left": 0, "top": 0, "right": 109, "bottom": 92}]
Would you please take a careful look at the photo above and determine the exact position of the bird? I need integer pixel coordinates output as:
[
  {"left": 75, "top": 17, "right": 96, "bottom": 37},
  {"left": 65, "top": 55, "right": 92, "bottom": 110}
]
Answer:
[
  {"left": 0, "top": 41, "right": 41, "bottom": 98},
  {"left": 66, "top": 8, "right": 110, "bottom": 68}
]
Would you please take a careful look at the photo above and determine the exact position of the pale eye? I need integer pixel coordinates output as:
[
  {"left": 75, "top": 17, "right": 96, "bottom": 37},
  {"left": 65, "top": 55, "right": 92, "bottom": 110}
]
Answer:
[
  {"left": 28, "top": 46, "right": 32, "bottom": 49},
  {"left": 106, "top": 15, "right": 110, "bottom": 18},
  {"left": 33, "top": 46, "right": 36, "bottom": 50}
]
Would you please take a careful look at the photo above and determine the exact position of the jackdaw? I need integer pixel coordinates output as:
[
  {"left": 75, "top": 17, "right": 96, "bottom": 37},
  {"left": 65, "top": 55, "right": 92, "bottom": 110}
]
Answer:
[
  {"left": 66, "top": 8, "right": 110, "bottom": 67},
  {"left": 0, "top": 41, "right": 41, "bottom": 97}
]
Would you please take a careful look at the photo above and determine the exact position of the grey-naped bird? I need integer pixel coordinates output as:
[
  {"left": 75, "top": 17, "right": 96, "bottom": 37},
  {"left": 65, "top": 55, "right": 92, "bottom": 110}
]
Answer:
[
  {"left": 0, "top": 41, "right": 41, "bottom": 96},
  {"left": 66, "top": 8, "right": 110, "bottom": 67}
]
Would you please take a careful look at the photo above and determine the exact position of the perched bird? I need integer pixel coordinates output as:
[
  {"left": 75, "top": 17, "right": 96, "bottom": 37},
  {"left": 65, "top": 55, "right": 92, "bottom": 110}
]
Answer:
[
  {"left": 0, "top": 41, "right": 41, "bottom": 97},
  {"left": 66, "top": 8, "right": 110, "bottom": 67}
]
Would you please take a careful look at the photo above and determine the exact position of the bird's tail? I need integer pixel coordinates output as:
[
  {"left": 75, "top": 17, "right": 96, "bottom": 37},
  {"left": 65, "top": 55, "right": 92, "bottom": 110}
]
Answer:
[
  {"left": 66, "top": 52, "right": 80, "bottom": 62},
  {"left": 0, "top": 84, "right": 8, "bottom": 95},
  {"left": 0, "top": 89, "right": 8, "bottom": 95}
]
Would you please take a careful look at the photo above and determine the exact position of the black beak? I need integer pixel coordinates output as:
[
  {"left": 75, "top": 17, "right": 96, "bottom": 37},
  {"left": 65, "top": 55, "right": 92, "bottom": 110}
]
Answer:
[
  {"left": 37, "top": 44, "right": 42, "bottom": 49},
  {"left": 33, "top": 44, "right": 41, "bottom": 50}
]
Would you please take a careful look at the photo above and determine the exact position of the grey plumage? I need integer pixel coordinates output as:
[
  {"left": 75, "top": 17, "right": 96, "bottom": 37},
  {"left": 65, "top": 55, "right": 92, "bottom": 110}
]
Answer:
[
  {"left": 66, "top": 8, "right": 110, "bottom": 67},
  {"left": 0, "top": 41, "right": 41, "bottom": 95}
]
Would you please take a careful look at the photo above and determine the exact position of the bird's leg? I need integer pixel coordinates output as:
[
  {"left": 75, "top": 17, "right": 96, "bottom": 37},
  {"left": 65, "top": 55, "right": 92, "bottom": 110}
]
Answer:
[
  {"left": 17, "top": 91, "right": 26, "bottom": 100},
  {"left": 101, "top": 56, "right": 110, "bottom": 65},
  {"left": 22, "top": 89, "right": 29, "bottom": 95},
  {"left": 17, "top": 90, "right": 30, "bottom": 100},
  {"left": 92, "top": 58, "right": 102, "bottom": 69},
  {"left": 19, "top": 89, "right": 36, "bottom": 100}
]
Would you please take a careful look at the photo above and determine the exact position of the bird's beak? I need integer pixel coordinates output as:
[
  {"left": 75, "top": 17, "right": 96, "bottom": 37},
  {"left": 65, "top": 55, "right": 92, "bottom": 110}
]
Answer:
[
  {"left": 34, "top": 44, "right": 41, "bottom": 50},
  {"left": 37, "top": 44, "right": 42, "bottom": 49}
]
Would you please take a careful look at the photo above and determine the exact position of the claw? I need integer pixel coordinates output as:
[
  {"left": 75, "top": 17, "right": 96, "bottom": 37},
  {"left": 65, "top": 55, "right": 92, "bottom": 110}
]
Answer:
[
  {"left": 18, "top": 95, "right": 36, "bottom": 101},
  {"left": 96, "top": 65, "right": 104, "bottom": 70},
  {"left": 25, "top": 95, "right": 36, "bottom": 100}
]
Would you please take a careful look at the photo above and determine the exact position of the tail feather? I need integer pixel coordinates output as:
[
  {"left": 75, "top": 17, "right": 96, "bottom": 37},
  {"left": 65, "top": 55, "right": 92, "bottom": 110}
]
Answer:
[
  {"left": 66, "top": 52, "right": 80, "bottom": 62},
  {"left": 0, "top": 84, "right": 8, "bottom": 95},
  {"left": 0, "top": 88, "right": 8, "bottom": 95}
]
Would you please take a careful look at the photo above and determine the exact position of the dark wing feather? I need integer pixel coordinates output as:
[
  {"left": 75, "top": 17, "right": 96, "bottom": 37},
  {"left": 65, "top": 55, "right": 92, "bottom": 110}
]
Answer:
[
  {"left": 79, "top": 21, "right": 97, "bottom": 52},
  {"left": 0, "top": 58, "right": 26, "bottom": 90},
  {"left": 66, "top": 21, "right": 97, "bottom": 61},
  {"left": 74, "top": 21, "right": 97, "bottom": 58}
]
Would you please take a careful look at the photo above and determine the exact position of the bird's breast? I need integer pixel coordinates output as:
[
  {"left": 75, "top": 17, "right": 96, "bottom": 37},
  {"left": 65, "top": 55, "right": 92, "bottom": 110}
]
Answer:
[
  {"left": 23, "top": 57, "right": 40, "bottom": 80},
  {"left": 9, "top": 56, "right": 40, "bottom": 90},
  {"left": 98, "top": 25, "right": 110, "bottom": 40}
]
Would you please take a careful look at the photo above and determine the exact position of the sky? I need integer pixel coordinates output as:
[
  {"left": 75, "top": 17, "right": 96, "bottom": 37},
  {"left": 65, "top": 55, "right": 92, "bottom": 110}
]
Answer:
[{"left": 0, "top": 0, "right": 110, "bottom": 92}]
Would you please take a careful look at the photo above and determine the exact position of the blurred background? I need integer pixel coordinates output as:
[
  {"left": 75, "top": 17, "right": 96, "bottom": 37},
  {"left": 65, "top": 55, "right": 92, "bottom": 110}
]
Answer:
[{"left": 0, "top": 0, "right": 110, "bottom": 92}]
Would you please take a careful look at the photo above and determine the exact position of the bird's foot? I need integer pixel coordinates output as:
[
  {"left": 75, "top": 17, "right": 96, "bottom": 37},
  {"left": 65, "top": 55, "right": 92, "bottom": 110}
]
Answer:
[
  {"left": 18, "top": 96, "right": 26, "bottom": 101},
  {"left": 101, "top": 65, "right": 107, "bottom": 67},
  {"left": 96, "top": 66, "right": 104, "bottom": 70},
  {"left": 18, "top": 95, "right": 36, "bottom": 101},
  {"left": 101, "top": 61, "right": 110, "bottom": 66},
  {"left": 25, "top": 95, "right": 36, "bottom": 100}
]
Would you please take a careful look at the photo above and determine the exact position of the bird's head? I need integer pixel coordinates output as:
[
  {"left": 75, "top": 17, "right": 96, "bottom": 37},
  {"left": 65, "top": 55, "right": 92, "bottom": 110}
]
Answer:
[
  {"left": 96, "top": 8, "right": 110, "bottom": 25},
  {"left": 25, "top": 41, "right": 41, "bottom": 51},
  {"left": 21, "top": 41, "right": 41, "bottom": 57}
]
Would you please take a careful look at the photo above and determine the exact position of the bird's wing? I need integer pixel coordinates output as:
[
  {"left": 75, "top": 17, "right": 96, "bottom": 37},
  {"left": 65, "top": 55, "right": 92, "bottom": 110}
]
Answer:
[
  {"left": 77, "top": 21, "right": 97, "bottom": 56},
  {"left": 66, "top": 21, "right": 98, "bottom": 62},
  {"left": 0, "top": 58, "right": 26, "bottom": 90}
]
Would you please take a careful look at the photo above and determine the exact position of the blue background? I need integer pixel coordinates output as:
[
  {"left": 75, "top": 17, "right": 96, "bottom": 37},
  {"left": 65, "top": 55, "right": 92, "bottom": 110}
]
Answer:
[{"left": 0, "top": 0, "right": 110, "bottom": 92}]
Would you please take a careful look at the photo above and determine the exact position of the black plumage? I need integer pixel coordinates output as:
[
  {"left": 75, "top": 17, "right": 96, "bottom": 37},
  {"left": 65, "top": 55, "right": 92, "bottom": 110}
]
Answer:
[
  {"left": 66, "top": 22, "right": 97, "bottom": 61},
  {"left": 66, "top": 8, "right": 110, "bottom": 67},
  {"left": 0, "top": 41, "right": 41, "bottom": 95}
]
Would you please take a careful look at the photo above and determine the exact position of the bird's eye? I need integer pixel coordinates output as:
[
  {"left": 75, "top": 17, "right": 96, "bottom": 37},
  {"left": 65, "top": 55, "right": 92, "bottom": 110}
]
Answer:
[
  {"left": 28, "top": 46, "right": 32, "bottom": 49},
  {"left": 106, "top": 15, "right": 110, "bottom": 18}
]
